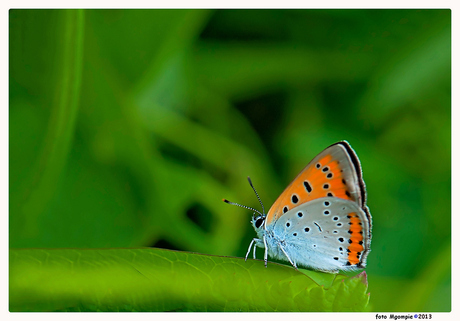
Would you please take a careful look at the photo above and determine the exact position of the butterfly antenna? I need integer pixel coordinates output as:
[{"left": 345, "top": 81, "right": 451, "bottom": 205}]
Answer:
[
  {"left": 247, "top": 176, "right": 265, "bottom": 215},
  {"left": 222, "top": 199, "right": 263, "bottom": 216}
]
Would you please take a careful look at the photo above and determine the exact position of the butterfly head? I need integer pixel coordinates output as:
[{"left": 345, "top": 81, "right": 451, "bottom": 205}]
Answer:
[{"left": 251, "top": 213, "right": 266, "bottom": 235}]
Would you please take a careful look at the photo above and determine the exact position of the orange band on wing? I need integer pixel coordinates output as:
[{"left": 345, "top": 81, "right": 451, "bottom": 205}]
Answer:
[{"left": 347, "top": 212, "right": 364, "bottom": 265}]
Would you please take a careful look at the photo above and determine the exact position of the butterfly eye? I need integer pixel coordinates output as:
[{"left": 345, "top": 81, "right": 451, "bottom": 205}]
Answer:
[{"left": 255, "top": 217, "right": 264, "bottom": 228}]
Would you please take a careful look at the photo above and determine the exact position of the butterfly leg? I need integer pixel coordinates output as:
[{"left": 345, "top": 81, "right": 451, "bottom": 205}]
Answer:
[
  {"left": 263, "top": 235, "right": 268, "bottom": 268},
  {"left": 252, "top": 241, "right": 257, "bottom": 259},
  {"left": 280, "top": 245, "right": 298, "bottom": 270},
  {"left": 245, "top": 238, "right": 257, "bottom": 261}
]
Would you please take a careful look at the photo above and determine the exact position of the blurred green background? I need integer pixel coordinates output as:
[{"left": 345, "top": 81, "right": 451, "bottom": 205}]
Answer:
[{"left": 9, "top": 9, "right": 451, "bottom": 312}]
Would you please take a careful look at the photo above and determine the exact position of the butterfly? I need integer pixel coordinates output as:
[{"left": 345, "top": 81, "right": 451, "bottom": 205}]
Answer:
[{"left": 223, "top": 141, "right": 372, "bottom": 273}]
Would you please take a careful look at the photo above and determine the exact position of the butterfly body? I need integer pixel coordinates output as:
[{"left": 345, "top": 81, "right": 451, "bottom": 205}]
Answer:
[{"left": 226, "top": 141, "right": 372, "bottom": 273}]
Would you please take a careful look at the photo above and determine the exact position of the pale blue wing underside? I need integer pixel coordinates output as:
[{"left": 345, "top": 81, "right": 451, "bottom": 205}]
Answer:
[{"left": 265, "top": 197, "right": 372, "bottom": 272}]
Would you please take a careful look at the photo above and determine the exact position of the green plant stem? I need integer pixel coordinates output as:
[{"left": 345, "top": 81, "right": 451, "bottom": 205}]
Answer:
[{"left": 21, "top": 10, "right": 85, "bottom": 234}]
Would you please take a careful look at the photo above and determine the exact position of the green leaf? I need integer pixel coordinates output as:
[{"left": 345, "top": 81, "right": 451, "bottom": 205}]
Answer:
[{"left": 9, "top": 248, "right": 369, "bottom": 312}]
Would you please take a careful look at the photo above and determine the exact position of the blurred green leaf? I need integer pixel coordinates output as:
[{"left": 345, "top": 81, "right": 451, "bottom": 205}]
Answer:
[{"left": 10, "top": 248, "right": 369, "bottom": 312}]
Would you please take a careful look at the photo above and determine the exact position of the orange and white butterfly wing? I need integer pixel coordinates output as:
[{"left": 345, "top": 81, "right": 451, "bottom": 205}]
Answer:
[{"left": 265, "top": 141, "right": 367, "bottom": 225}]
